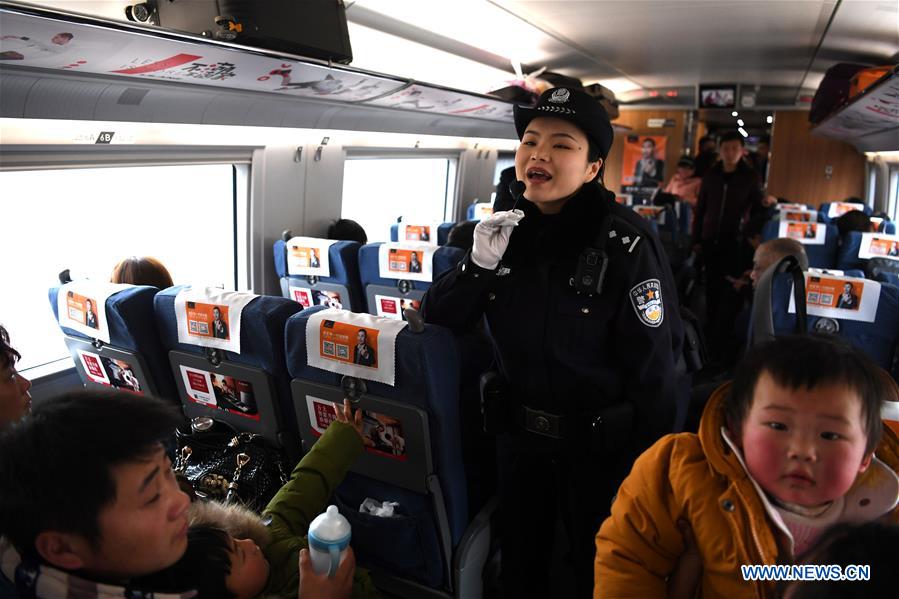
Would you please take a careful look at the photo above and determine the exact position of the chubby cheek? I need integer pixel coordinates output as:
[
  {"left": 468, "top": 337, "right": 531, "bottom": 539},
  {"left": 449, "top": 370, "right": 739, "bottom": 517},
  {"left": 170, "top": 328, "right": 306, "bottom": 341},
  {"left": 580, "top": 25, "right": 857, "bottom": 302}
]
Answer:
[
  {"left": 741, "top": 426, "right": 784, "bottom": 486},
  {"left": 818, "top": 445, "right": 866, "bottom": 499}
]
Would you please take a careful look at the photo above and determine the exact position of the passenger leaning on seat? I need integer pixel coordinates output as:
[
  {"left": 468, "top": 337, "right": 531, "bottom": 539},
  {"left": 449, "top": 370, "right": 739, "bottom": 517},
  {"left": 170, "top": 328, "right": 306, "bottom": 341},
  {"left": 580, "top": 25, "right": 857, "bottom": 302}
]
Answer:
[
  {"left": 422, "top": 87, "right": 686, "bottom": 598},
  {"left": 0, "top": 324, "right": 31, "bottom": 429},
  {"left": 594, "top": 335, "right": 899, "bottom": 599}
]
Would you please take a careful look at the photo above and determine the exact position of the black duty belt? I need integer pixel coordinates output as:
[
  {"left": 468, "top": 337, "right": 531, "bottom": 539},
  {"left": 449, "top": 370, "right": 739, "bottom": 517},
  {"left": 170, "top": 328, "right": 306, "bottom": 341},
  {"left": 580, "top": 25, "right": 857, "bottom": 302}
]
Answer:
[
  {"left": 521, "top": 405, "right": 569, "bottom": 439},
  {"left": 518, "top": 402, "right": 635, "bottom": 448}
]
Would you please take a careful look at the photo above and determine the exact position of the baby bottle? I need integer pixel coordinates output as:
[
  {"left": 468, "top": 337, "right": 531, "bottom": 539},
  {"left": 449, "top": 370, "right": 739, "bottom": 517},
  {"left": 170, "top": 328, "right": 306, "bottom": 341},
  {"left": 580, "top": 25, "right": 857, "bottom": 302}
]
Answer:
[{"left": 307, "top": 505, "right": 352, "bottom": 578}]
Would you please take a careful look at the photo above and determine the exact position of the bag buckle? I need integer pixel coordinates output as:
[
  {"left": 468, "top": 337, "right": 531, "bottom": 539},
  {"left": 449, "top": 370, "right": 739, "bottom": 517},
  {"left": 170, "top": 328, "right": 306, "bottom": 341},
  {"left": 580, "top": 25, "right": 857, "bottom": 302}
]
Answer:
[{"left": 523, "top": 406, "right": 564, "bottom": 439}]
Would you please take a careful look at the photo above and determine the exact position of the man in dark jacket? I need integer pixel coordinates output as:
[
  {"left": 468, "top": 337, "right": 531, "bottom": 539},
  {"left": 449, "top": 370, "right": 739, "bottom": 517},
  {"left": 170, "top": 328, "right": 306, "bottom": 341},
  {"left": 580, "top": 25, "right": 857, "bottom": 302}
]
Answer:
[
  {"left": 692, "top": 135, "right": 718, "bottom": 179},
  {"left": 693, "top": 130, "right": 770, "bottom": 355}
]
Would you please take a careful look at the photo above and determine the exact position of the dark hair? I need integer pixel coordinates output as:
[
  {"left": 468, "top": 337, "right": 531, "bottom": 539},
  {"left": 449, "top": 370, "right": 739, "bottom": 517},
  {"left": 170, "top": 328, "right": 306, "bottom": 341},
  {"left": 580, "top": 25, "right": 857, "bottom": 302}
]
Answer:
[
  {"left": 844, "top": 196, "right": 864, "bottom": 204},
  {"left": 110, "top": 256, "right": 174, "bottom": 289},
  {"left": 0, "top": 390, "right": 182, "bottom": 551},
  {"left": 134, "top": 526, "right": 236, "bottom": 598},
  {"left": 778, "top": 522, "right": 899, "bottom": 598},
  {"left": 725, "top": 335, "right": 886, "bottom": 454},
  {"left": 326, "top": 219, "right": 367, "bottom": 245},
  {"left": 699, "top": 135, "right": 715, "bottom": 146},
  {"left": 0, "top": 325, "right": 21, "bottom": 370},
  {"left": 719, "top": 130, "right": 745, "bottom": 146},
  {"left": 642, "top": 138, "right": 656, "bottom": 147},
  {"left": 56, "top": 32, "right": 74, "bottom": 40},
  {"left": 587, "top": 139, "right": 605, "bottom": 183},
  {"left": 446, "top": 221, "right": 477, "bottom": 251},
  {"left": 835, "top": 210, "right": 871, "bottom": 237}
]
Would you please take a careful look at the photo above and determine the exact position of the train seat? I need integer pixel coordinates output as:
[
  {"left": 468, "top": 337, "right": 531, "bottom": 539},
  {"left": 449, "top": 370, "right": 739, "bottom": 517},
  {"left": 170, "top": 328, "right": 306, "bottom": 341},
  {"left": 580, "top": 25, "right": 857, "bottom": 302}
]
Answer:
[
  {"left": 761, "top": 220, "right": 839, "bottom": 269},
  {"left": 285, "top": 306, "right": 495, "bottom": 597},
  {"left": 390, "top": 221, "right": 454, "bottom": 246},
  {"left": 154, "top": 286, "right": 303, "bottom": 456},
  {"left": 835, "top": 231, "right": 899, "bottom": 273},
  {"left": 467, "top": 203, "right": 493, "bottom": 221},
  {"left": 359, "top": 243, "right": 464, "bottom": 318},
  {"left": 274, "top": 232, "right": 365, "bottom": 312},
  {"left": 752, "top": 259, "right": 899, "bottom": 376},
  {"left": 48, "top": 276, "right": 177, "bottom": 402},
  {"left": 819, "top": 201, "right": 872, "bottom": 223}
]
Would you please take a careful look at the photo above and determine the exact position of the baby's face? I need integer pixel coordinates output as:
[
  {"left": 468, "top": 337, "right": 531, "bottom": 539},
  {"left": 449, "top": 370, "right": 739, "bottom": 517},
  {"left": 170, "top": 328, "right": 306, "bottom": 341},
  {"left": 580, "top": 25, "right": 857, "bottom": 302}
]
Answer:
[
  {"left": 225, "top": 537, "right": 270, "bottom": 599},
  {"left": 738, "top": 372, "right": 873, "bottom": 507}
]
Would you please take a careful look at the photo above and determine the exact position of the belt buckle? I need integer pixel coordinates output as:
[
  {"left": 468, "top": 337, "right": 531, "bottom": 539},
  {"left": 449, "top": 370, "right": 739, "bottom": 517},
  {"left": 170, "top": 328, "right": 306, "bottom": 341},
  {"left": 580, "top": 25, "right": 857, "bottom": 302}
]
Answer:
[{"left": 524, "top": 406, "right": 563, "bottom": 439}]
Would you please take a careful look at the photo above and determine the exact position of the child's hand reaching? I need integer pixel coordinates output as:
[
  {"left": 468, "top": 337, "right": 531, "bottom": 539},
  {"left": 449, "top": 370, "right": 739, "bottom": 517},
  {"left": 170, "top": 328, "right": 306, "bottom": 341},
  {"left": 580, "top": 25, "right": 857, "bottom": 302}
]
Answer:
[{"left": 334, "top": 398, "right": 364, "bottom": 442}]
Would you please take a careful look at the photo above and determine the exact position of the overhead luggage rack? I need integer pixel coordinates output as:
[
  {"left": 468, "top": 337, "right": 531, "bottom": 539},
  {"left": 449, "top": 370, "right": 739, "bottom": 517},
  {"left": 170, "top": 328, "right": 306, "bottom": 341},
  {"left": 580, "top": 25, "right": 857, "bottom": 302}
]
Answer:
[
  {"left": 812, "top": 66, "right": 899, "bottom": 152},
  {"left": 0, "top": 1, "right": 517, "bottom": 137}
]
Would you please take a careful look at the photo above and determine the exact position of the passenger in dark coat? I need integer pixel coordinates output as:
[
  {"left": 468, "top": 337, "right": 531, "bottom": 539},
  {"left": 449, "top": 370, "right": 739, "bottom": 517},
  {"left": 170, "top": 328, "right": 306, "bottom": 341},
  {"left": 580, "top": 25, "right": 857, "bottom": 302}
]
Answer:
[{"left": 422, "top": 87, "right": 686, "bottom": 599}]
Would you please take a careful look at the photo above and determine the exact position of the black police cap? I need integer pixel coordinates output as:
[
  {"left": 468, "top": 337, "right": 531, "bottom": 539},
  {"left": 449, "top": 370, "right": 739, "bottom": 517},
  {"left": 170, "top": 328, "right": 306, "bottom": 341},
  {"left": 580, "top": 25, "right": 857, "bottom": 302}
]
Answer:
[{"left": 513, "top": 87, "right": 614, "bottom": 159}]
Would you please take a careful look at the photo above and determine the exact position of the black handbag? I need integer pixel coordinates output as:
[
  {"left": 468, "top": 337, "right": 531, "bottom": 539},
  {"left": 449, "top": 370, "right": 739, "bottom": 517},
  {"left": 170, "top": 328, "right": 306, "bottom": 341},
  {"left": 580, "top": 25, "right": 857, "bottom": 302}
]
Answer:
[{"left": 174, "top": 418, "right": 289, "bottom": 513}]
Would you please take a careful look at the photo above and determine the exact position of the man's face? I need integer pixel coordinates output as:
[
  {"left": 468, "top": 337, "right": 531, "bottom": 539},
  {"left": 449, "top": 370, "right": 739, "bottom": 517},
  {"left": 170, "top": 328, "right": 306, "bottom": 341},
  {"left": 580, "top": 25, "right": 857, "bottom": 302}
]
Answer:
[
  {"left": 213, "top": 308, "right": 221, "bottom": 320},
  {"left": 719, "top": 140, "right": 744, "bottom": 167},
  {"left": 51, "top": 34, "right": 71, "bottom": 45},
  {"left": 76, "top": 446, "right": 190, "bottom": 578},
  {"left": 757, "top": 142, "right": 769, "bottom": 158},
  {"left": 843, "top": 283, "right": 852, "bottom": 294},
  {"left": 357, "top": 330, "right": 367, "bottom": 345},
  {"left": 641, "top": 141, "right": 654, "bottom": 158},
  {"left": 750, "top": 247, "right": 774, "bottom": 287}
]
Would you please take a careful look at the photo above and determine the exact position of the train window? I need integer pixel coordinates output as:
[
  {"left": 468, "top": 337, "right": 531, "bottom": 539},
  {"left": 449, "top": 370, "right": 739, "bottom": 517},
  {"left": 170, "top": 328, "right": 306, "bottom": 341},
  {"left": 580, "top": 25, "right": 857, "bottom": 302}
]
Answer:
[
  {"left": 889, "top": 166, "right": 899, "bottom": 222},
  {"left": 341, "top": 156, "right": 457, "bottom": 242},
  {"left": 494, "top": 152, "right": 515, "bottom": 185},
  {"left": 1, "top": 164, "right": 242, "bottom": 373}
]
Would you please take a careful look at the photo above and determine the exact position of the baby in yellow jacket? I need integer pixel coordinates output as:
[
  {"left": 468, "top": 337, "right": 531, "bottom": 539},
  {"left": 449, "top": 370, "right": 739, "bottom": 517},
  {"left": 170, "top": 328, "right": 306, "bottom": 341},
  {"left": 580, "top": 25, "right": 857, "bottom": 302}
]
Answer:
[{"left": 595, "top": 335, "right": 899, "bottom": 598}]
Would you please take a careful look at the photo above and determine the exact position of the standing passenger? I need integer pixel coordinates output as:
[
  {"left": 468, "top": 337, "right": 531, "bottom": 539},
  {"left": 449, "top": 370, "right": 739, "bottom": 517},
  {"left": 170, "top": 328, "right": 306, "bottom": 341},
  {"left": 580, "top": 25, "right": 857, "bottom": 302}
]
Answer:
[
  {"left": 421, "top": 87, "right": 686, "bottom": 598},
  {"left": 693, "top": 130, "right": 770, "bottom": 356}
]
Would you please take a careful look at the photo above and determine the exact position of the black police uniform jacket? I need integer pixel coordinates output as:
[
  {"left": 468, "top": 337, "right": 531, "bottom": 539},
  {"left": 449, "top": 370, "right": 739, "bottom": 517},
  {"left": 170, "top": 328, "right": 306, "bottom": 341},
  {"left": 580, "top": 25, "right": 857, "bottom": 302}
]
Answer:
[{"left": 422, "top": 183, "right": 685, "bottom": 449}]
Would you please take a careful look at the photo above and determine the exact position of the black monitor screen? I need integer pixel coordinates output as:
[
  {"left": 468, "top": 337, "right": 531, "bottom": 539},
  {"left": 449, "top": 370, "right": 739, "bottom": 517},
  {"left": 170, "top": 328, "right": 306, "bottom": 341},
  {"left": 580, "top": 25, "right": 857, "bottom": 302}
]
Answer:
[{"left": 698, "top": 85, "right": 737, "bottom": 108}]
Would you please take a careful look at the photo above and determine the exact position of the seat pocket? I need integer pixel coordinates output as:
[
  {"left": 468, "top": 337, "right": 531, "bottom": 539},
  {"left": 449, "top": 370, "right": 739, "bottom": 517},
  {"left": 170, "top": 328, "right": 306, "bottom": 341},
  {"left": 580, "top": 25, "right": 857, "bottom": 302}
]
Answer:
[{"left": 334, "top": 491, "right": 443, "bottom": 587}]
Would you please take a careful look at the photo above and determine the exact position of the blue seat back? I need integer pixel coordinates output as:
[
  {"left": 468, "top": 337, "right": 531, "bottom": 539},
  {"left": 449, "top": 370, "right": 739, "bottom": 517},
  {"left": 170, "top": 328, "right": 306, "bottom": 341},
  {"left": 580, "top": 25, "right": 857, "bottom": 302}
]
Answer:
[
  {"left": 768, "top": 272, "right": 899, "bottom": 371},
  {"left": 389, "top": 222, "right": 454, "bottom": 245},
  {"left": 273, "top": 239, "right": 364, "bottom": 312},
  {"left": 286, "top": 306, "right": 467, "bottom": 588},
  {"left": 154, "top": 286, "right": 303, "bottom": 449},
  {"left": 876, "top": 272, "right": 899, "bottom": 286},
  {"left": 467, "top": 203, "right": 493, "bottom": 220},
  {"left": 761, "top": 220, "right": 839, "bottom": 269},
  {"left": 48, "top": 285, "right": 177, "bottom": 401},
  {"left": 359, "top": 243, "right": 464, "bottom": 316}
]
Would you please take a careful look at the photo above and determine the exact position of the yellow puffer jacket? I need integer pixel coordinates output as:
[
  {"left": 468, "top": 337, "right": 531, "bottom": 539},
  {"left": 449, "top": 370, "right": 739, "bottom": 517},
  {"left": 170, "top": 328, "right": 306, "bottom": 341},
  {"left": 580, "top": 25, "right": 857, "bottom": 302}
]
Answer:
[{"left": 594, "top": 383, "right": 899, "bottom": 598}]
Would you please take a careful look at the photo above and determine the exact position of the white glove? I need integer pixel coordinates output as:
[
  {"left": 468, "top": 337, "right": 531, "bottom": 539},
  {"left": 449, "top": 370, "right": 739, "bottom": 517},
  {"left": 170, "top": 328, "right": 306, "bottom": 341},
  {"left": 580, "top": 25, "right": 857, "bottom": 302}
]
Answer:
[{"left": 471, "top": 209, "right": 525, "bottom": 270}]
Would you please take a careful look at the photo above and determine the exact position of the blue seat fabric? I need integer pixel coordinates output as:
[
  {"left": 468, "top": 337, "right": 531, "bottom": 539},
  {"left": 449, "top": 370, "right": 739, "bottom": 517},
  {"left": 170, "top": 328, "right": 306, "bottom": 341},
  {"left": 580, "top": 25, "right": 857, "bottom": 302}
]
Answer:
[
  {"left": 761, "top": 221, "right": 839, "bottom": 269},
  {"left": 273, "top": 240, "right": 364, "bottom": 311},
  {"left": 48, "top": 285, "right": 177, "bottom": 399}
]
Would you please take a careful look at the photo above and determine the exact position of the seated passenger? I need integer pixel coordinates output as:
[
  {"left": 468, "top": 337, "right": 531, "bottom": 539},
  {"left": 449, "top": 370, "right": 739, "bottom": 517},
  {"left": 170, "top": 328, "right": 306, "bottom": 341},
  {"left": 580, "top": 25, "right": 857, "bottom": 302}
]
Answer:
[
  {"left": 778, "top": 521, "right": 899, "bottom": 598},
  {"left": 0, "top": 324, "right": 31, "bottom": 429},
  {"left": 110, "top": 255, "right": 174, "bottom": 288},
  {"left": 136, "top": 399, "right": 375, "bottom": 599},
  {"left": 748, "top": 237, "right": 808, "bottom": 288},
  {"left": 595, "top": 335, "right": 899, "bottom": 598},
  {"left": 0, "top": 390, "right": 191, "bottom": 596},
  {"left": 327, "top": 219, "right": 368, "bottom": 245},
  {"left": 663, "top": 156, "right": 701, "bottom": 208},
  {"left": 446, "top": 220, "right": 477, "bottom": 252},
  {"left": 834, "top": 209, "right": 871, "bottom": 240}
]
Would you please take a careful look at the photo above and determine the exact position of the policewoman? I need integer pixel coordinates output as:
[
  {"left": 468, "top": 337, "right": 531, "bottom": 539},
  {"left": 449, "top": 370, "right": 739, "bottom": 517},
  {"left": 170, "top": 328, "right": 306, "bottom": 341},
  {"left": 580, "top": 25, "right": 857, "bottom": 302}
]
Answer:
[{"left": 421, "top": 87, "right": 686, "bottom": 598}]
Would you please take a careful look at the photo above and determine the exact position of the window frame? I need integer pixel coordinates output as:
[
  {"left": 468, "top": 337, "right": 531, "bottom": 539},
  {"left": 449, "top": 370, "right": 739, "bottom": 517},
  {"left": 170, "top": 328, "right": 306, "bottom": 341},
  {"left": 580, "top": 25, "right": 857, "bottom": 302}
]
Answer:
[
  {"left": 0, "top": 145, "right": 253, "bottom": 379},
  {"left": 341, "top": 148, "right": 462, "bottom": 226}
]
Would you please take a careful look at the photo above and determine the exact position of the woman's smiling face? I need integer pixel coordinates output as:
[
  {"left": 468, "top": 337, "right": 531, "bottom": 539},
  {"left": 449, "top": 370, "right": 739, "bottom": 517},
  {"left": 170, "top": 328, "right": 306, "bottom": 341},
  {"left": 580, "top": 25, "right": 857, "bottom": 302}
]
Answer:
[{"left": 514, "top": 116, "right": 601, "bottom": 214}]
